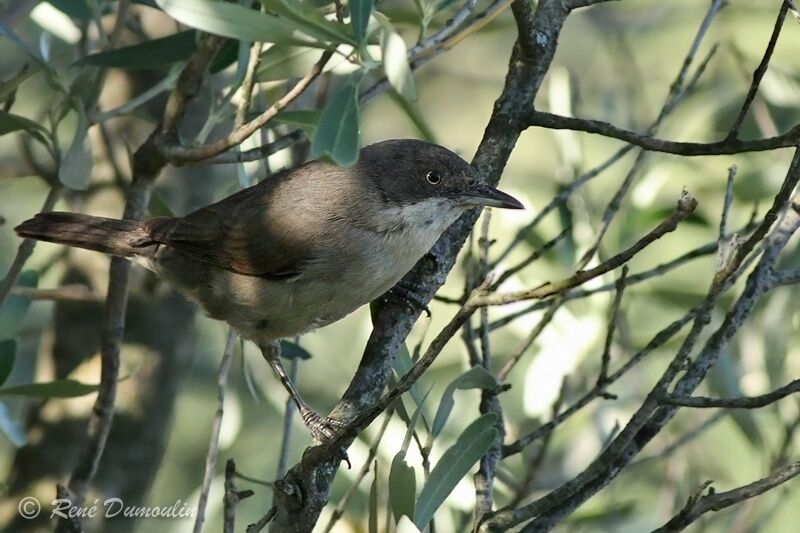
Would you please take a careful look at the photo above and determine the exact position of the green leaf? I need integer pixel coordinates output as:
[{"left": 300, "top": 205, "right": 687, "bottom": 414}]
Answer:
[
  {"left": 431, "top": 0, "right": 460, "bottom": 14},
  {"left": 393, "top": 344, "right": 427, "bottom": 413},
  {"left": 147, "top": 193, "right": 175, "bottom": 217},
  {"left": 0, "top": 341, "right": 15, "bottom": 387},
  {"left": 155, "top": 0, "right": 320, "bottom": 47},
  {"left": 0, "top": 271, "right": 39, "bottom": 340},
  {"left": 255, "top": 45, "right": 320, "bottom": 82},
  {"left": 58, "top": 109, "right": 93, "bottom": 190},
  {"left": 430, "top": 366, "right": 498, "bottom": 440},
  {"left": 390, "top": 92, "right": 436, "bottom": 142},
  {"left": 259, "top": 0, "right": 357, "bottom": 46},
  {"left": 279, "top": 340, "right": 312, "bottom": 360},
  {"left": 368, "top": 460, "right": 379, "bottom": 533},
  {"left": 0, "top": 110, "right": 49, "bottom": 147},
  {"left": 401, "top": 385, "right": 433, "bottom": 454},
  {"left": 349, "top": 0, "right": 373, "bottom": 43},
  {"left": 77, "top": 31, "right": 198, "bottom": 69},
  {"left": 310, "top": 71, "right": 363, "bottom": 166},
  {"left": 414, "top": 414, "right": 499, "bottom": 528},
  {"left": 210, "top": 39, "right": 239, "bottom": 73},
  {"left": 49, "top": 0, "right": 93, "bottom": 20},
  {"left": 0, "top": 379, "right": 100, "bottom": 398},
  {"left": 0, "top": 63, "right": 43, "bottom": 102},
  {"left": 389, "top": 452, "right": 416, "bottom": 523},
  {"left": 380, "top": 24, "right": 416, "bottom": 101},
  {"left": 0, "top": 401, "right": 26, "bottom": 447},
  {"left": 273, "top": 110, "right": 321, "bottom": 134}
]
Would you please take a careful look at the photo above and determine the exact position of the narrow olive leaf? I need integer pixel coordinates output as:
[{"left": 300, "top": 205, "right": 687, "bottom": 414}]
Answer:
[
  {"left": 272, "top": 109, "right": 321, "bottom": 134},
  {"left": 401, "top": 385, "right": 433, "bottom": 455},
  {"left": 389, "top": 92, "right": 436, "bottom": 143},
  {"left": 255, "top": 45, "right": 319, "bottom": 82},
  {"left": 209, "top": 39, "right": 239, "bottom": 73},
  {"left": 0, "top": 110, "right": 49, "bottom": 147},
  {"left": 0, "top": 64, "right": 42, "bottom": 102},
  {"left": 430, "top": 366, "right": 498, "bottom": 439},
  {"left": 0, "top": 379, "right": 100, "bottom": 398},
  {"left": 368, "top": 460, "right": 379, "bottom": 533},
  {"left": 414, "top": 414, "right": 499, "bottom": 528},
  {"left": 259, "top": 0, "right": 357, "bottom": 46},
  {"left": 58, "top": 109, "right": 93, "bottom": 190},
  {"left": 389, "top": 452, "right": 416, "bottom": 523},
  {"left": 310, "top": 70, "right": 363, "bottom": 166},
  {"left": 349, "top": 0, "right": 373, "bottom": 43},
  {"left": 0, "top": 401, "right": 26, "bottom": 447},
  {"left": 77, "top": 30, "right": 197, "bottom": 69},
  {"left": 155, "top": 0, "right": 319, "bottom": 47},
  {"left": 393, "top": 344, "right": 427, "bottom": 414},
  {"left": 0, "top": 271, "right": 38, "bottom": 340},
  {"left": 380, "top": 25, "right": 416, "bottom": 101},
  {"left": 431, "top": 0, "right": 461, "bottom": 16},
  {"left": 279, "top": 340, "right": 312, "bottom": 360},
  {"left": 0, "top": 341, "right": 15, "bottom": 387},
  {"left": 147, "top": 192, "right": 175, "bottom": 218},
  {"left": 48, "top": 0, "right": 93, "bottom": 20}
]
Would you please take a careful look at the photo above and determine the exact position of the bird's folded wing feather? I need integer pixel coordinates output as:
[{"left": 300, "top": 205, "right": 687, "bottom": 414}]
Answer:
[{"left": 142, "top": 182, "right": 314, "bottom": 280}]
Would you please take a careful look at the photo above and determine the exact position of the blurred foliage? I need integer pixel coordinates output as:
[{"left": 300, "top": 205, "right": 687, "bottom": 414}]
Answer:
[{"left": 0, "top": 0, "right": 798, "bottom": 532}]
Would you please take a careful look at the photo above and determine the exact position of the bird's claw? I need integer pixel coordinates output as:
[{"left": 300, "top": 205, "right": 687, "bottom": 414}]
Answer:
[
  {"left": 299, "top": 407, "right": 351, "bottom": 468},
  {"left": 390, "top": 282, "right": 431, "bottom": 317}
]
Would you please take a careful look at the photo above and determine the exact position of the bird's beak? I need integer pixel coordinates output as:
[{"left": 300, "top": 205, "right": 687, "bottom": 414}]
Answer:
[{"left": 460, "top": 184, "right": 524, "bottom": 210}]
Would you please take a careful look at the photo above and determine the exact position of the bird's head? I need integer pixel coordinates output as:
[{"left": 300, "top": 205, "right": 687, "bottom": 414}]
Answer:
[{"left": 357, "top": 139, "right": 523, "bottom": 222}]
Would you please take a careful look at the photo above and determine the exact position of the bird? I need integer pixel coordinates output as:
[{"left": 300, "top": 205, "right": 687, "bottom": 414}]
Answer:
[{"left": 15, "top": 139, "right": 523, "bottom": 441}]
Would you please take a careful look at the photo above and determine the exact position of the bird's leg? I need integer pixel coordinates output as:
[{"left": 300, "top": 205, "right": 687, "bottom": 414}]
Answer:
[
  {"left": 259, "top": 342, "right": 346, "bottom": 443},
  {"left": 389, "top": 278, "right": 431, "bottom": 317}
]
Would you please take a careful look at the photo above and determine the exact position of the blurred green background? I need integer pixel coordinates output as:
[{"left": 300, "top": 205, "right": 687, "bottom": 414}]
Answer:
[{"left": 1, "top": 0, "right": 800, "bottom": 531}]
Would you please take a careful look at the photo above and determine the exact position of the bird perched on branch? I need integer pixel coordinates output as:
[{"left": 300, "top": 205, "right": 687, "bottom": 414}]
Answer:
[{"left": 16, "top": 139, "right": 522, "bottom": 441}]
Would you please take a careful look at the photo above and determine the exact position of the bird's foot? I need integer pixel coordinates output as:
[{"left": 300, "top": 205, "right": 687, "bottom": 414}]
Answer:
[
  {"left": 390, "top": 280, "right": 431, "bottom": 317},
  {"left": 298, "top": 406, "right": 351, "bottom": 468}
]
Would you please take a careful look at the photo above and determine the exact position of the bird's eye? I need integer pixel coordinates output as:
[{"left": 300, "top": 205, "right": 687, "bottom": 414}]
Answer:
[{"left": 426, "top": 170, "right": 442, "bottom": 184}]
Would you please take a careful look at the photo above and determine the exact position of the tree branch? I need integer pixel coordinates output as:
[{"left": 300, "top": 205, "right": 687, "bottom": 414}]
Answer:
[
  {"left": 726, "top": 0, "right": 791, "bottom": 140},
  {"left": 526, "top": 110, "right": 800, "bottom": 156},
  {"left": 663, "top": 378, "right": 800, "bottom": 409},
  {"left": 652, "top": 462, "right": 800, "bottom": 533}
]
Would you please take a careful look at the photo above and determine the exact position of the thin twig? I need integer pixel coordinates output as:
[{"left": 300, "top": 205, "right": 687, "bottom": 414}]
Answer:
[
  {"left": 477, "top": 192, "right": 698, "bottom": 306},
  {"left": 323, "top": 412, "right": 393, "bottom": 533},
  {"left": 652, "top": 462, "right": 800, "bottom": 533},
  {"left": 496, "top": 298, "right": 562, "bottom": 382},
  {"left": 246, "top": 506, "right": 277, "bottom": 533},
  {"left": 223, "top": 458, "right": 255, "bottom": 533},
  {"left": 598, "top": 265, "right": 628, "bottom": 385},
  {"left": 10, "top": 284, "right": 100, "bottom": 302},
  {"left": 663, "top": 378, "right": 800, "bottom": 409},
  {"left": 193, "top": 330, "right": 237, "bottom": 533},
  {"left": 0, "top": 185, "right": 62, "bottom": 307},
  {"left": 725, "top": 1, "right": 791, "bottom": 140},
  {"left": 162, "top": 50, "right": 333, "bottom": 164},
  {"left": 234, "top": 41, "right": 265, "bottom": 130},
  {"left": 527, "top": 110, "right": 800, "bottom": 156}
]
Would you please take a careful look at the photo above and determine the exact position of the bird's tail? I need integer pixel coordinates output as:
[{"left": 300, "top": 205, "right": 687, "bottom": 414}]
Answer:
[{"left": 15, "top": 212, "right": 152, "bottom": 258}]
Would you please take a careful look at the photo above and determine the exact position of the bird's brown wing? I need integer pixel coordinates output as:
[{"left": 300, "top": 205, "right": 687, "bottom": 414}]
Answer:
[{"left": 143, "top": 181, "right": 314, "bottom": 280}]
